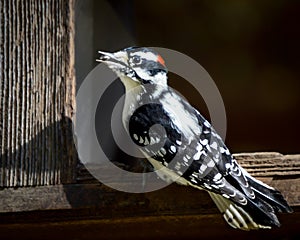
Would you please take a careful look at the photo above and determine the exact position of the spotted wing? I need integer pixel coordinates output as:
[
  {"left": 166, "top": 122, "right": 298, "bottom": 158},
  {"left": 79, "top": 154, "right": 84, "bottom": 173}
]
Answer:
[
  {"left": 128, "top": 102, "right": 182, "bottom": 167},
  {"left": 127, "top": 94, "right": 253, "bottom": 206}
]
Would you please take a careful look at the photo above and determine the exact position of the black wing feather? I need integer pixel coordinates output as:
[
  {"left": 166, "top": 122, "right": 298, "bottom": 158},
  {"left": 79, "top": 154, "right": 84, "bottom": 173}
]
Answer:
[{"left": 127, "top": 86, "right": 292, "bottom": 227}]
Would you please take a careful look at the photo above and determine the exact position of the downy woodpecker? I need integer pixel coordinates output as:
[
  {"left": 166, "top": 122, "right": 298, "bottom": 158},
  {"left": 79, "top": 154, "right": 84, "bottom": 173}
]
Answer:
[{"left": 97, "top": 47, "right": 292, "bottom": 230}]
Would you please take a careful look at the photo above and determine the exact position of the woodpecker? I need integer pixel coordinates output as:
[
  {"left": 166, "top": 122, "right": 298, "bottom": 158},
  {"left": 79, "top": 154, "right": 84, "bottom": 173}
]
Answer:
[{"left": 97, "top": 47, "right": 292, "bottom": 230}]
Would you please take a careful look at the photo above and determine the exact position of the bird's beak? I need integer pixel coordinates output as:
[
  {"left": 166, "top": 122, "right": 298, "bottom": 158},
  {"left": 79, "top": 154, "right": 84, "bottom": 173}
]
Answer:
[
  {"left": 96, "top": 50, "right": 128, "bottom": 68},
  {"left": 96, "top": 50, "right": 137, "bottom": 80},
  {"left": 97, "top": 51, "right": 116, "bottom": 62}
]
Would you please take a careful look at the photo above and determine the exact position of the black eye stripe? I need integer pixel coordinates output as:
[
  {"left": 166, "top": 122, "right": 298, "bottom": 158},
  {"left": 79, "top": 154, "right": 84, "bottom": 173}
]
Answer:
[
  {"left": 129, "top": 55, "right": 145, "bottom": 63},
  {"left": 130, "top": 59, "right": 160, "bottom": 67},
  {"left": 148, "top": 69, "right": 165, "bottom": 76}
]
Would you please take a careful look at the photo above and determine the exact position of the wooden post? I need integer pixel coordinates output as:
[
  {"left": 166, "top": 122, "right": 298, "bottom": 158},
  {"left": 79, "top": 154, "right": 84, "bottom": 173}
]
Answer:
[{"left": 0, "top": 0, "right": 76, "bottom": 187}]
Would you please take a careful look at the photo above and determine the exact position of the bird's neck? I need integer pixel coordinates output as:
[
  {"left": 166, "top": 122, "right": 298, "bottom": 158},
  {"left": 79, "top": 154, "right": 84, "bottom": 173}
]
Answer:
[
  {"left": 119, "top": 75, "right": 169, "bottom": 130},
  {"left": 119, "top": 75, "right": 143, "bottom": 130},
  {"left": 119, "top": 75, "right": 140, "bottom": 92}
]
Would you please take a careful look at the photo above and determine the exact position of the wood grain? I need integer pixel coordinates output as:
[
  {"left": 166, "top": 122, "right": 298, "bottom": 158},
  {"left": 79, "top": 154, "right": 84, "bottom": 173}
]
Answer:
[
  {"left": 0, "top": 152, "right": 299, "bottom": 215},
  {"left": 1, "top": 212, "right": 300, "bottom": 240},
  {"left": 0, "top": 0, "right": 76, "bottom": 187},
  {"left": 234, "top": 152, "right": 300, "bottom": 176}
]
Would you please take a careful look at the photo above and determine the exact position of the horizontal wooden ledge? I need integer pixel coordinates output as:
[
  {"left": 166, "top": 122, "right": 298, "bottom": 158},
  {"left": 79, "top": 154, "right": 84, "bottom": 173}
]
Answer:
[
  {"left": 233, "top": 152, "right": 300, "bottom": 176},
  {"left": 0, "top": 152, "right": 299, "bottom": 216},
  {"left": 1, "top": 211, "right": 300, "bottom": 240}
]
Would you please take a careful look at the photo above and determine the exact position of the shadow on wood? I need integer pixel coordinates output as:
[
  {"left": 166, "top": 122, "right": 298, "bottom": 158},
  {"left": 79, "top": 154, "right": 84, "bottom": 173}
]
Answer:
[{"left": 0, "top": 117, "right": 77, "bottom": 187}]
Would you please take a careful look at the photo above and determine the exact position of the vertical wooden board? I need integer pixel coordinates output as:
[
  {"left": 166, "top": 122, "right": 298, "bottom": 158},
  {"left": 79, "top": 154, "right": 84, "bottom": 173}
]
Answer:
[{"left": 0, "top": 0, "right": 76, "bottom": 187}]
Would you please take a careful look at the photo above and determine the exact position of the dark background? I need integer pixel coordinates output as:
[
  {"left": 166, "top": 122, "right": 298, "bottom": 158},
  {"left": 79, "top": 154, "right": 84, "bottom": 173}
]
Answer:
[{"left": 76, "top": 0, "right": 300, "bottom": 156}]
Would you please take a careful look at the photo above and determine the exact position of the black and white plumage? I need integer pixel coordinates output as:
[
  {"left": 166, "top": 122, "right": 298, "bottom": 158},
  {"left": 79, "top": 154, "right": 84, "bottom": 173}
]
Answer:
[{"left": 97, "top": 47, "right": 292, "bottom": 230}]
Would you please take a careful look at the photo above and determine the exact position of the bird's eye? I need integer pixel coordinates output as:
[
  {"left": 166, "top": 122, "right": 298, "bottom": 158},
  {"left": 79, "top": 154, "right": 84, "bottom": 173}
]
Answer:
[{"left": 132, "top": 56, "right": 141, "bottom": 64}]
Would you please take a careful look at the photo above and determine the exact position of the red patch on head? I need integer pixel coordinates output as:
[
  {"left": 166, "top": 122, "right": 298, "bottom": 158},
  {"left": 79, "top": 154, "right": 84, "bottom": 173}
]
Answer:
[{"left": 157, "top": 55, "right": 166, "bottom": 67}]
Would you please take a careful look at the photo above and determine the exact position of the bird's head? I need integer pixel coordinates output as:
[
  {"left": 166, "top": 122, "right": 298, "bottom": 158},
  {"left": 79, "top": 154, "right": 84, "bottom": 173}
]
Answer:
[{"left": 97, "top": 47, "right": 168, "bottom": 88}]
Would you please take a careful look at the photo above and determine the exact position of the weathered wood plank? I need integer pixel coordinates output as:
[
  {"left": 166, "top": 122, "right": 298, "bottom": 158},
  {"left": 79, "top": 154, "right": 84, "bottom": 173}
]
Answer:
[
  {"left": 234, "top": 152, "right": 300, "bottom": 176},
  {"left": 0, "top": 211, "right": 299, "bottom": 240},
  {"left": 0, "top": 152, "right": 299, "bottom": 214},
  {"left": 0, "top": 183, "right": 215, "bottom": 215},
  {"left": 75, "top": 152, "right": 300, "bottom": 184},
  {"left": 0, "top": 0, "right": 76, "bottom": 187},
  {"left": 0, "top": 177, "right": 299, "bottom": 215},
  {"left": 0, "top": 152, "right": 299, "bottom": 240}
]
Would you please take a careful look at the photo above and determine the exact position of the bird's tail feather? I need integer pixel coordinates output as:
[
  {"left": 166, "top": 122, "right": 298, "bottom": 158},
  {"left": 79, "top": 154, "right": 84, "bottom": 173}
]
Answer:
[
  {"left": 209, "top": 175, "right": 292, "bottom": 230},
  {"left": 244, "top": 173, "right": 293, "bottom": 213},
  {"left": 209, "top": 192, "right": 271, "bottom": 230},
  {"left": 209, "top": 192, "right": 275, "bottom": 230}
]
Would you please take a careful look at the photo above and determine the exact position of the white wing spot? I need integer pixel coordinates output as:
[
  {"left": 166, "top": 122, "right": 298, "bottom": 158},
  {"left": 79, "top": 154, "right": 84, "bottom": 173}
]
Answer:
[
  {"left": 157, "top": 151, "right": 163, "bottom": 157},
  {"left": 234, "top": 168, "right": 242, "bottom": 177},
  {"left": 200, "top": 139, "right": 208, "bottom": 146},
  {"left": 222, "top": 193, "right": 230, "bottom": 199},
  {"left": 214, "top": 173, "right": 222, "bottom": 181},
  {"left": 133, "top": 134, "right": 139, "bottom": 141},
  {"left": 196, "top": 143, "right": 203, "bottom": 151},
  {"left": 207, "top": 160, "right": 215, "bottom": 168},
  {"left": 199, "top": 164, "right": 207, "bottom": 173},
  {"left": 170, "top": 145, "right": 176, "bottom": 153},
  {"left": 191, "top": 178, "right": 197, "bottom": 184},
  {"left": 150, "top": 137, "right": 155, "bottom": 144},
  {"left": 160, "top": 148, "right": 167, "bottom": 155},
  {"left": 225, "top": 163, "right": 232, "bottom": 170},
  {"left": 192, "top": 173, "right": 198, "bottom": 178},
  {"left": 193, "top": 144, "right": 205, "bottom": 160},
  {"left": 210, "top": 141, "right": 218, "bottom": 150},
  {"left": 176, "top": 140, "right": 182, "bottom": 146},
  {"left": 193, "top": 151, "right": 201, "bottom": 160},
  {"left": 204, "top": 121, "right": 211, "bottom": 128},
  {"left": 175, "top": 162, "right": 181, "bottom": 170},
  {"left": 213, "top": 156, "right": 220, "bottom": 163},
  {"left": 204, "top": 182, "right": 212, "bottom": 190},
  {"left": 206, "top": 144, "right": 212, "bottom": 152},
  {"left": 221, "top": 147, "right": 230, "bottom": 155},
  {"left": 229, "top": 192, "right": 236, "bottom": 197}
]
